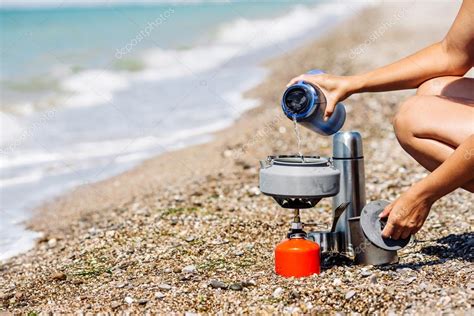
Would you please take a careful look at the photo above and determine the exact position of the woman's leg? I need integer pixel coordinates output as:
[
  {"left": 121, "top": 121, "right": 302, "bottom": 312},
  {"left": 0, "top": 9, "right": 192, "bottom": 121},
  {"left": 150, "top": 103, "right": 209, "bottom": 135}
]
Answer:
[{"left": 393, "top": 76, "right": 474, "bottom": 192}]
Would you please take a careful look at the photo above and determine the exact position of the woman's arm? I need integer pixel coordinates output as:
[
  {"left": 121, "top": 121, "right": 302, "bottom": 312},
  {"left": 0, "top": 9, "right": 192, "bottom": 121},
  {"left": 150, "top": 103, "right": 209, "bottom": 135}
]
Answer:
[
  {"left": 380, "top": 135, "right": 474, "bottom": 240},
  {"left": 353, "top": 0, "right": 474, "bottom": 93},
  {"left": 287, "top": 0, "right": 474, "bottom": 119}
]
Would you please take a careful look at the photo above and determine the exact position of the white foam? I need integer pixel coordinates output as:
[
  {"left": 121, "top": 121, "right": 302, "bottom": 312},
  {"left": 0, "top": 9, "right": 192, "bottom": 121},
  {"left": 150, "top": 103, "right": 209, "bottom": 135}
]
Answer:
[
  {"left": 0, "top": 113, "right": 24, "bottom": 147},
  {"left": 216, "top": 4, "right": 346, "bottom": 48},
  {"left": 61, "top": 70, "right": 130, "bottom": 107},
  {"left": 56, "top": 2, "right": 357, "bottom": 108}
]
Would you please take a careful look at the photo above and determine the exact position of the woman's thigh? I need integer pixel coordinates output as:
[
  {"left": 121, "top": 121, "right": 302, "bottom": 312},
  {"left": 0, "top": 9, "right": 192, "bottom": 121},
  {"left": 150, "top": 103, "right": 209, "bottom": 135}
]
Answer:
[
  {"left": 397, "top": 95, "right": 474, "bottom": 148},
  {"left": 417, "top": 76, "right": 474, "bottom": 100}
]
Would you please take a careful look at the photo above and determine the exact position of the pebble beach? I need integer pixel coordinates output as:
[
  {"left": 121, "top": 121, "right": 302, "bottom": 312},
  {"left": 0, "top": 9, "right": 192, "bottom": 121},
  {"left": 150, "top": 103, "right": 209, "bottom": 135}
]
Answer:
[{"left": 1, "top": 2, "right": 473, "bottom": 314}]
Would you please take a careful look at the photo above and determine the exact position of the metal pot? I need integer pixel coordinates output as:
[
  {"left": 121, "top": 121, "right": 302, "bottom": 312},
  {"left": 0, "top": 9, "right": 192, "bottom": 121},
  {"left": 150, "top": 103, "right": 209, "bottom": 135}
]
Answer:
[{"left": 348, "top": 216, "right": 398, "bottom": 265}]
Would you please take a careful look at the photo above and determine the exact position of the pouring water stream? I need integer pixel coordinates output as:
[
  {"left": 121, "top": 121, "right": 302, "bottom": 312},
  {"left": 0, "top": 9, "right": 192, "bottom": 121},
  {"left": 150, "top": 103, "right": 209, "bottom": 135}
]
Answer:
[{"left": 292, "top": 115, "right": 305, "bottom": 162}]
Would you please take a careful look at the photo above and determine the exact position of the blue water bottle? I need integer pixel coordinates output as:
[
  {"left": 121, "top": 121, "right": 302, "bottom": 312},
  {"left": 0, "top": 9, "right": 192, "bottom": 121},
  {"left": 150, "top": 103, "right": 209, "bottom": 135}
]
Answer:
[{"left": 281, "top": 69, "right": 346, "bottom": 136}]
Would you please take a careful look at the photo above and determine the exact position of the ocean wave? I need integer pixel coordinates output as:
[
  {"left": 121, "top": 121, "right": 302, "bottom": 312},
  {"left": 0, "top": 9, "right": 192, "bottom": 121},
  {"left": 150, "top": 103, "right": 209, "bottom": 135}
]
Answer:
[
  {"left": 55, "top": 2, "right": 354, "bottom": 110},
  {"left": 0, "top": 117, "right": 234, "bottom": 176}
]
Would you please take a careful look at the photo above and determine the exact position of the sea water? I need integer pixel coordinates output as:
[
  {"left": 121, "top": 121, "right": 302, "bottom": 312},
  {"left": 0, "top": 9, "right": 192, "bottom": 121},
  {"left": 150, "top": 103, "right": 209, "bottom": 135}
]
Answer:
[{"left": 0, "top": 1, "right": 363, "bottom": 260}]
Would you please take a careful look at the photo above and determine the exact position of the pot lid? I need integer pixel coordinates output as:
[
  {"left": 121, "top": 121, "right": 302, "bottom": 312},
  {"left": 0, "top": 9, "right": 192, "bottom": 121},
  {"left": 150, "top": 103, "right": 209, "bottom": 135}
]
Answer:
[
  {"left": 360, "top": 200, "right": 410, "bottom": 251},
  {"left": 270, "top": 155, "right": 328, "bottom": 166}
]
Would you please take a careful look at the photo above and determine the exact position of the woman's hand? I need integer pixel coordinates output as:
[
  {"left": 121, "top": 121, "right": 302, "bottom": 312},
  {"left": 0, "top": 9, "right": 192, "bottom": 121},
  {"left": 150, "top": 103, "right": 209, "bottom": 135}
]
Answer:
[
  {"left": 379, "top": 184, "right": 435, "bottom": 240},
  {"left": 286, "top": 74, "right": 359, "bottom": 120}
]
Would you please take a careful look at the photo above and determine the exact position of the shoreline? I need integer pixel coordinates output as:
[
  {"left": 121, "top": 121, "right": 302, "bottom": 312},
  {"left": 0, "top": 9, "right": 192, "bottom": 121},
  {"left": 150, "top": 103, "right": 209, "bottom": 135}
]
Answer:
[
  {"left": 0, "top": 1, "right": 358, "bottom": 261},
  {"left": 2, "top": 2, "right": 473, "bottom": 314}
]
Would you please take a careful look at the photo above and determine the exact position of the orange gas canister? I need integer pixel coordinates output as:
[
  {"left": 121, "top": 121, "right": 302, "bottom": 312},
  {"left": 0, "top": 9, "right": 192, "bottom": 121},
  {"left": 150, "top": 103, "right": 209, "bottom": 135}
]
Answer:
[{"left": 274, "top": 238, "right": 320, "bottom": 278}]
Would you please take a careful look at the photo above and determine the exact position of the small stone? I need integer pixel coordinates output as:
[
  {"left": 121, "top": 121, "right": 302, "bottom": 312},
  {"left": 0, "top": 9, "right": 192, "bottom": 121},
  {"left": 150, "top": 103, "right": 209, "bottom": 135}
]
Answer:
[
  {"left": 158, "top": 283, "right": 172, "bottom": 291},
  {"left": 234, "top": 250, "right": 244, "bottom": 257},
  {"left": 164, "top": 268, "right": 172, "bottom": 273},
  {"left": 155, "top": 292, "right": 165, "bottom": 299},
  {"left": 51, "top": 272, "right": 67, "bottom": 281},
  {"left": 185, "top": 236, "right": 195, "bottom": 242},
  {"left": 405, "top": 276, "right": 417, "bottom": 285},
  {"left": 345, "top": 290, "right": 356, "bottom": 300},
  {"left": 440, "top": 296, "right": 451, "bottom": 306},
  {"left": 289, "top": 290, "right": 300, "bottom": 299},
  {"left": 229, "top": 283, "right": 243, "bottom": 291},
  {"left": 106, "top": 230, "right": 116, "bottom": 238},
  {"left": 248, "top": 186, "right": 260, "bottom": 196},
  {"left": 173, "top": 267, "right": 181, "bottom": 273},
  {"left": 180, "top": 274, "right": 192, "bottom": 281},
  {"left": 111, "top": 301, "right": 121, "bottom": 309},
  {"left": 185, "top": 312, "right": 198, "bottom": 316},
  {"left": 242, "top": 280, "right": 256, "bottom": 287},
  {"left": 138, "top": 299, "right": 148, "bottom": 305},
  {"left": 360, "top": 270, "right": 372, "bottom": 277},
  {"left": 273, "top": 287, "right": 284, "bottom": 298},
  {"left": 370, "top": 275, "right": 378, "bottom": 284},
  {"left": 124, "top": 296, "right": 134, "bottom": 305},
  {"left": 47, "top": 238, "right": 57, "bottom": 248},
  {"left": 333, "top": 278, "right": 342, "bottom": 286},
  {"left": 182, "top": 265, "right": 197, "bottom": 274},
  {"left": 210, "top": 280, "right": 228, "bottom": 289}
]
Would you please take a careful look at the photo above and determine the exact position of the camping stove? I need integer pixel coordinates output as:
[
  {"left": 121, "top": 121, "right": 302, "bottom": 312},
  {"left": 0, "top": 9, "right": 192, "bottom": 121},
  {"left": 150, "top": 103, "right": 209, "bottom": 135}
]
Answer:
[{"left": 259, "top": 131, "right": 410, "bottom": 277}]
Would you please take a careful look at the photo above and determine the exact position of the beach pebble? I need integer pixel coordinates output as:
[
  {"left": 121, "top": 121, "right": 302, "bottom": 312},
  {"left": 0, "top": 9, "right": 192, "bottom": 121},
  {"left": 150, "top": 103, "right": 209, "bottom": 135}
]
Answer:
[
  {"left": 124, "top": 296, "right": 134, "bottom": 305},
  {"left": 370, "top": 275, "right": 378, "bottom": 284},
  {"left": 405, "top": 276, "right": 417, "bottom": 285},
  {"left": 138, "top": 299, "right": 148, "bottom": 305},
  {"left": 289, "top": 290, "right": 300, "bottom": 299},
  {"left": 242, "top": 280, "right": 256, "bottom": 287},
  {"left": 47, "top": 238, "right": 57, "bottom": 248},
  {"left": 345, "top": 290, "right": 356, "bottom": 300},
  {"left": 333, "top": 278, "right": 342, "bottom": 286},
  {"left": 158, "top": 283, "right": 172, "bottom": 291},
  {"left": 210, "top": 280, "right": 227, "bottom": 289},
  {"left": 182, "top": 265, "right": 197, "bottom": 274},
  {"left": 273, "top": 287, "right": 284, "bottom": 298},
  {"left": 234, "top": 250, "right": 244, "bottom": 257},
  {"left": 229, "top": 283, "right": 243, "bottom": 291},
  {"left": 248, "top": 186, "right": 260, "bottom": 196},
  {"left": 360, "top": 270, "right": 372, "bottom": 277},
  {"left": 155, "top": 292, "right": 166, "bottom": 299},
  {"left": 111, "top": 301, "right": 121, "bottom": 309},
  {"left": 185, "top": 236, "right": 195, "bottom": 242},
  {"left": 51, "top": 272, "right": 67, "bottom": 281}
]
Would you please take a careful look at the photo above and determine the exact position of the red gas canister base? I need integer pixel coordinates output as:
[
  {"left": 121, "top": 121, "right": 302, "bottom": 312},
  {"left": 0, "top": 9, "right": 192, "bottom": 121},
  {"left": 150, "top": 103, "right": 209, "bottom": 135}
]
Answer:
[{"left": 274, "top": 238, "right": 320, "bottom": 278}]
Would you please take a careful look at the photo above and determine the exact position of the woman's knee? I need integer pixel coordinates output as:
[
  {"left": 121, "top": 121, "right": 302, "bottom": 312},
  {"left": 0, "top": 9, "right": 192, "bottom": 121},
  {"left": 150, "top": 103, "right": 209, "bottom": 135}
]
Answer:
[{"left": 393, "top": 96, "right": 420, "bottom": 147}]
